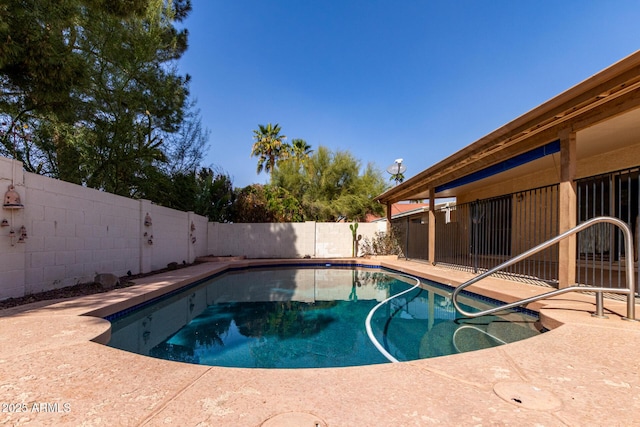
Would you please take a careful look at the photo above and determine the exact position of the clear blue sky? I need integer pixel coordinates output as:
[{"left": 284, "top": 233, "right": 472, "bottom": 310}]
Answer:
[{"left": 178, "top": 0, "right": 640, "bottom": 189}]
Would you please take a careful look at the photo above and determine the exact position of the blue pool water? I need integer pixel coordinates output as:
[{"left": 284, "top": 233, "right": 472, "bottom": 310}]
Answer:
[{"left": 106, "top": 266, "right": 543, "bottom": 368}]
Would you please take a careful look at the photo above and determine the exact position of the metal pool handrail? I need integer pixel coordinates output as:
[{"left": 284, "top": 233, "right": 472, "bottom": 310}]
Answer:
[
  {"left": 452, "top": 325, "right": 507, "bottom": 354},
  {"left": 365, "top": 273, "right": 422, "bottom": 363},
  {"left": 451, "top": 216, "right": 637, "bottom": 321}
]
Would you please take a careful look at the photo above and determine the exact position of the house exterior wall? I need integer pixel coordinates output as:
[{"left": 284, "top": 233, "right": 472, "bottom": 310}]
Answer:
[
  {"left": 432, "top": 133, "right": 640, "bottom": 285},
  {"left": 455, "top": 142, "right": 640, "bottom": 206},
  {"left": 375, "top": 52, "right": 640, "bottom": 288},
  {"left": 456, "top": 165, "right": 559, "bottom": 204},
  {"left": 576, "top": 144, "right": 640, "bottom": 180},
  {"left": 450, "top": 132, "right": 640, "bottom": 261}
]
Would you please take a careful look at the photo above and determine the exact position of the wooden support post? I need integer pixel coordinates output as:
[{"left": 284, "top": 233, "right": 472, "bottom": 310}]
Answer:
[
  {"left": 428, "top": 189, "right": 436, "bottom": 264},
  {"left": 558, "top": 129, "right": 577, "bottom": 288}
]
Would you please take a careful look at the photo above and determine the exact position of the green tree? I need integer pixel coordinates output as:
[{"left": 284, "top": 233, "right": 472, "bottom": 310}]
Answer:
[
  {"left": 0, "top": 0, "right": 194, "bottom": 196},
  {"left": 264, "top": 185, "right": 304, "bottom": 222},
  {"left": 271, "top": 146, "right": 388, "bottom": 221},
  {"left": 193, "top": 168, "right": 235, "bottom": 222},
  {"left": 289, "top": 138, "right": 313, "bottom": 162},
  {"left": 231, "top": 183, "right": 302, "bottom": 223},
  {"left": 232, "top": 184, "right": 274, "bottom": 222},
  {"left": 163, "top": 100, "right": 210, "bottom": 177},
  {"left": 77, "top": 0, "right": 191, "bottom": 195},
  {"left": 389, "top": 171, "right": 405, "bottom": 184},
  {"left": 251, "top": 123, "right": 287, "bottom": 175},
  {"left": 147, "top": 167, "right": 234, "bottom": 222},
  {"left": 137, "top": 99, "right": 210, "bottom": 208}
]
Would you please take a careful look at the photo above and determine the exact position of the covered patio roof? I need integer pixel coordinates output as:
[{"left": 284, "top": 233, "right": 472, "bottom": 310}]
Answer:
[{"left": 376, "top": 50, "right": 640, "bottom": 204}]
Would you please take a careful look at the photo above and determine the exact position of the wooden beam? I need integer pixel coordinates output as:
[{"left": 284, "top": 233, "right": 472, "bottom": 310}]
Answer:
[
  {"left": 428, "top": 188, "right": 436, "bottom": 264},
  {"left": 558, "top": 129, "right": 577, "bottom": 288}
]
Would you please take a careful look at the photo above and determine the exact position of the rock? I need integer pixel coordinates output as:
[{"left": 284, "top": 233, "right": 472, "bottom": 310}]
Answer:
[
  {"left": 95, "top": 273, "right": 120, "bottom": 289},
  {"left": 167, "top": 262, "right": 179, "bottom": 270}
]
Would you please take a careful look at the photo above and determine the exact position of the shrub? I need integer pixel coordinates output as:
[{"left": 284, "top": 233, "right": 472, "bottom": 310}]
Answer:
[{"left": 360, "top": 229, "right": 404, "bottom": 257}]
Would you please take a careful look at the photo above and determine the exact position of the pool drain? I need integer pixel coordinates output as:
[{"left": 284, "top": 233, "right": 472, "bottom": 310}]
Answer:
[
  {"left": 261, "top": 411, "right": 327, "bottom": 427},
  {"left": 493, "top": 381, "right": 562, "bottom": 411}
]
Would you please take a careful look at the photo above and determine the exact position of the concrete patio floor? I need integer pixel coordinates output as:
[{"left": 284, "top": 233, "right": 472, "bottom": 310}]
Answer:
[{"left": 1, "top": 258, "right": 639, "bottom": 426}]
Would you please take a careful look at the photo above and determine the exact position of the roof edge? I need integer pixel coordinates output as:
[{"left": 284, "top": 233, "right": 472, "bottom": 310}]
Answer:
[{"left": 376, "top": 50, "right": 640, "bottom": 204}]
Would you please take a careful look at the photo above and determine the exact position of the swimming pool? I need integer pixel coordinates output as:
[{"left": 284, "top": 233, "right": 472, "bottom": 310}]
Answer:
[{"left": 106, "top": 266, "right": 543, "bottom": 368}]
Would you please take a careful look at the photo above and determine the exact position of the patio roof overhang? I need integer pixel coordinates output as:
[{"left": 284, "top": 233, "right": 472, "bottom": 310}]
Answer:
[{"left": 375, "top": 50, "right": 640, "bottom": 205}]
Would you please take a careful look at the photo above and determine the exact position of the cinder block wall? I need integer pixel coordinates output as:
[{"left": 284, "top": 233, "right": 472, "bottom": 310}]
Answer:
[
  {"left": 24, "top": 172, "right": 140, "bottom": 294},
  {"left": 0, "top": 158, "right": 26, "bottom": 298},
  {"left": 208, "top": 222, "right": 316, "bottom": 258},
  {"left": 0, "top": 156, "right": 209, "bottom": 299},
  {"left": 1, "top": 155, "right": 387, "bottom": 300},
  {"left": 207, "top": 222, "right": 384, "bottom": 258},
  {"left": 315, "top": 223, "right": 381, "bottom": 257}
]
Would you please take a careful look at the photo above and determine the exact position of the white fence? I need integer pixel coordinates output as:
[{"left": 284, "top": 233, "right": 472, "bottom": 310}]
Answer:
[{"left": 0, "top": 156, "right": 385, "bottom": 300}]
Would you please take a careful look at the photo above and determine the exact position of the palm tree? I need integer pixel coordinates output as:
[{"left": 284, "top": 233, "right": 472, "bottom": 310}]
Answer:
[
  {"left": 251, "top": 123, "right": 287, "bottom": 175},
  {"left": 389, "top": 172, "right": 405, "bottom": 185},
  {"left": 290, "top": 138, "right": 313, "bottom": 162}
]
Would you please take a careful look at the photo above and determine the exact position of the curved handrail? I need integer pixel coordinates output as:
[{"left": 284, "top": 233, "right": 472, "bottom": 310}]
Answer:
[
  {"left": 452, "top": 325, "right": 507, "bottom": 354},
  {"left": 365, "top": 273, "right": 422, "bottom": 363},
  {"left": 451, "top": 216, "right": 637, "bottom": 321}
]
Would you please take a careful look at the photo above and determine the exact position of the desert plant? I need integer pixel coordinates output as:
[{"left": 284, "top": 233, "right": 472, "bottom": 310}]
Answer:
[
  {"left": 349, "top": 222, "right": 360, "bottom": 257},
  {"left": 360, "top": 229, "right": 404, "bottom": 257}
]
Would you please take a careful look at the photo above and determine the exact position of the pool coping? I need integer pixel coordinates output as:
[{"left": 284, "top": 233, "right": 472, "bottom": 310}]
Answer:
[{"left": 1, "top": 258, "right": 639, "bottom": 426}]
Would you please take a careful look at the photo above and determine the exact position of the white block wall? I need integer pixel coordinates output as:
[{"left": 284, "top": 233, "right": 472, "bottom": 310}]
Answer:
[
  {"left": 315, "top": 223, "right": 381, "bottom": 257},
  {"left": 0, "top": 157, "right": 209, "bottom": 299},
  {"left": 0, "top": 155, "right": 386, "bottom": 300},
  {"left": 24, "top": 172, "right": 141, "bottom": 293},
  {"left": 207, "top": 221, "right": 384, "bottom": 258},
  {"left": 208, "top": 222, "right": 316, "bottom": 258},
  {"left": 0, "top": 158, "right": 26, "bottom": 298}
]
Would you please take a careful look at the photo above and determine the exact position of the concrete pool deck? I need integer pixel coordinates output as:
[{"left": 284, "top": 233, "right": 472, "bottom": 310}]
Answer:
[{"left": 1, "top": 258, "right": 639, "bottom": 426}]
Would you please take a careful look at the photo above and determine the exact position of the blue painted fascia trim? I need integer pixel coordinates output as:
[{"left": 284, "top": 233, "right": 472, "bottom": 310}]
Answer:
[{"left": 435, "top": 139, "right": 561, "bottom": 193}]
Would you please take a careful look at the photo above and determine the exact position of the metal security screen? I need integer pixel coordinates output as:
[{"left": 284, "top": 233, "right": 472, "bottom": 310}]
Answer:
[
  {"left": 577, "top": 167, "right": 639, "bottom": 291},
  {"left": 434, "top": 185, "right": 559, "bottom": 284},
  {"left": 391, "top": 217, "right": 429, "bottom": 261}
]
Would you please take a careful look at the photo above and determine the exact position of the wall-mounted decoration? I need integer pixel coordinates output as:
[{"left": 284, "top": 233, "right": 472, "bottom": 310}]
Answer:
[
  {"left": 190, "top": 221, "right": 196, "bottom": 232},
  {"left": 1, "top": 218, "right": 8, "bottom": 227},
  {"left": 8, "top": 227, "right": 16, "bottom": 245},
  {"left": 144, "top": 212, "right": 152, "bottom": 226},
  {"left": 3, "top": 185, "right": 23, "bottom": 209},
  {"left": 6, "top": 226, "right": 27, "bottom": 244}
]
